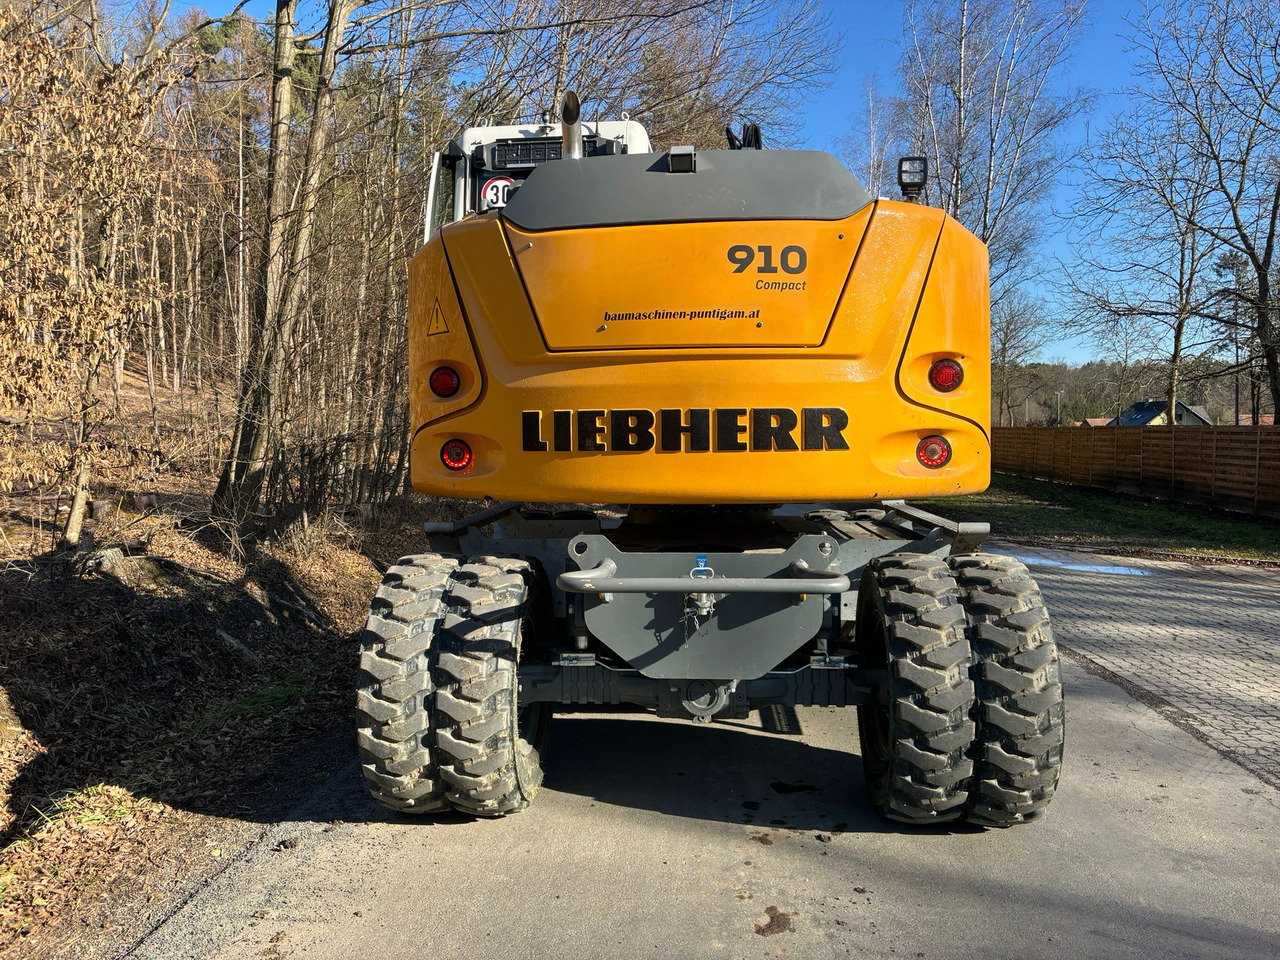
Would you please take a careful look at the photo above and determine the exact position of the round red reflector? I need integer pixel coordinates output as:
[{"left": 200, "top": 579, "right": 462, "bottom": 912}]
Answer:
[
  {"left": 928, "top": 358, "right": 964, "bottom": 392},
  {"left": 440, "top": 439, "right": 473, "bottom": 471},
  {"left": 429, "top": 366, "right": 461, "bottom": 398},
  {"left": 916, "top": 435, "right": 952, "bottom": 469}
]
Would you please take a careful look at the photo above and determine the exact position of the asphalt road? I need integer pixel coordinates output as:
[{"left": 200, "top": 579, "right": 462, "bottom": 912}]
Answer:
[{"left": 128, "top": 656, "right": 1279, "bottom": 960}]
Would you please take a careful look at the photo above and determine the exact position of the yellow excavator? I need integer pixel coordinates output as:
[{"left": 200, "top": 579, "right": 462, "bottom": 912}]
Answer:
[{"left": 356, "top": 93, "right": 1064, "bottom": 826}]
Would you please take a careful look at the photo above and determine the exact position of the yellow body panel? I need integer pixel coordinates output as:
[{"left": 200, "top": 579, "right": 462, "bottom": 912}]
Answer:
[
  {"left": 406, "top": 241, "right": 482, "bottom": 420},
  {"left": 407, "top": 200, "right": 991, "bottom": 504},
  {"left": 506, "top": 213, "right": 872, "bottom": 350}
]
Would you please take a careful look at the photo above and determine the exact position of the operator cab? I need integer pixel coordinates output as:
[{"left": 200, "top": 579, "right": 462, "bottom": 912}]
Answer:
[{"left": 424, "top": 117, "right": 653, "bottom": 241}]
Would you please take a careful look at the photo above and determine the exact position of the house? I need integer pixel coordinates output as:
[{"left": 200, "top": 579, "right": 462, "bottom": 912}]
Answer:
[
  {"left": 1074, "top": 417, "right": 1112, "bottom": 427},
  {"left": 1110, "top": 400, "right": 1213, "bottom": 426},
  {"left": 1235, "top": 413, "right": 1275, "bottom": 426}
]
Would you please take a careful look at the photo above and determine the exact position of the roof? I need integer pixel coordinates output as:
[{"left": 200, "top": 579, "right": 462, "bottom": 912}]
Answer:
[
  {"left": 1115, "top": 401, "right": 1164, "bottom": 426},
  {"left": 1078, "top": 417, "right": 1112, "bottom": 427},
  {"left": 1115, "top": 400, "right": 1212, "bottom": 426},
  {"left": 501, "top": 150, "right": 874, "bottom": 231}
]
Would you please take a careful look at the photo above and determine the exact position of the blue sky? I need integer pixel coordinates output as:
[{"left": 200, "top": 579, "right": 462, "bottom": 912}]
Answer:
[{"left": 796, "top": 1, "right": 1138, "bottom": 154}]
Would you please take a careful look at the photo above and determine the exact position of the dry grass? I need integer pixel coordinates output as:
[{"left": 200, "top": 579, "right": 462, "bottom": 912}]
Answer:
[
  {"left": 0, "top": 425, "right": 448, "bottom": 952},
  {"left": 0, "top": 787, "right": 167, "bottom": 944},
  {"left": 0, "top": 502, "right": 409, "bottom": 950}
]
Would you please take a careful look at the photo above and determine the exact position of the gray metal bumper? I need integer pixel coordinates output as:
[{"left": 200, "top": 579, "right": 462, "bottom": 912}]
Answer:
[{"left": 556, "top": 558, "right": 850, "bottom": 595}]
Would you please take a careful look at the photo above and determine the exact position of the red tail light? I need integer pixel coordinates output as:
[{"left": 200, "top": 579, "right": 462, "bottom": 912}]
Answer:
[
  {"left": 928, "top": 358, "right": 964, "bottom": 392},
  {"left": 916, "top": 435, "right": 951, "bottom": 469},
  {"left": 430, "top": 366, "right": 461, "bottom": 398},
  {"left": 440, "top": 439, "right": 473, "bottom": 471}
]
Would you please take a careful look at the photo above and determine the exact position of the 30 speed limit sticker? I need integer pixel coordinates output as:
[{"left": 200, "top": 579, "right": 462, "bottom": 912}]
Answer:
[{"left": 480, "top": 176, "right": 515, "bottom": 210}]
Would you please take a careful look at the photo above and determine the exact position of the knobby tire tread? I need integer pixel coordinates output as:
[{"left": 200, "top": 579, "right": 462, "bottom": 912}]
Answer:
[
  {"left": 356, "top": 554, "right": 458, "bottom": 813},
  {"left": 859, "top": 555, "right": 976, "bottom": 823},
  {"left": 950, "top": 554, "right": 1065, "bottom": 826},
  {"left": 434, "top": 556, "right": 545, "bottom": 816}
]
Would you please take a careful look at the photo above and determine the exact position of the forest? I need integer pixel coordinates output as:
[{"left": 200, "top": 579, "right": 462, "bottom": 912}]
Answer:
[{"left": 1, "top": 0, "right": 846, "bottom": 547}]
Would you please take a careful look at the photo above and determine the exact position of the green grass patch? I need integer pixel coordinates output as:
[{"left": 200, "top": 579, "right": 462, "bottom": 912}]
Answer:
[
  {"left": 191, "top": 679, "right": 315, "bottom": 733},
  {"left": 47, "top": 785, "right": 138, "bottom": 827},
  {"left": 924, "top": 473, "right": 1280, "bottom": 561}
]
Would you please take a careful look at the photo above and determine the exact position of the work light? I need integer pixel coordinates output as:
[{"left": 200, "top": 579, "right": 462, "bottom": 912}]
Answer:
[{"left": 898, "top": 156, "right": 927, "bottom": 202}]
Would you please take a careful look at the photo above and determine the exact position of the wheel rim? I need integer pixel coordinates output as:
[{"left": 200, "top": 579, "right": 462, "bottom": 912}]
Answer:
[
  {"left": 862, "top": 611, "right": 893, "bottom": 771},
  {"left": 854, "top": 580, "right": 894, "bottom": 808},
  {"left": 512, "top": 608, "right": 550, "bottom": 792}
]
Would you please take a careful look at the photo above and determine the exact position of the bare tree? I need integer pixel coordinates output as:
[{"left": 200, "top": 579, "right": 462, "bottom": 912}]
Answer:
[
  {"left": 897, "top": 0, "right": 1090, "bottom": 295},
  {"left": 1093, "top": 313, "right": 1162, "bottom": 423},
  {"left": 445, "top": 0, "right": 839, "bottom": 148},
  {"left": 1131, "top": 0, "right": 1280, "bottom": 415},
  {"left": 1065, "top": 91, "right": 1222, "bottom": 426},
  {"left": 841, "top": 75, "right": 893, "bottom": 196},
  {"left": 991, "top": 290, "right": 1050, "bottom": 426},
  {"left": 213, "top": 0, "right": 363, "bottom": 528}
]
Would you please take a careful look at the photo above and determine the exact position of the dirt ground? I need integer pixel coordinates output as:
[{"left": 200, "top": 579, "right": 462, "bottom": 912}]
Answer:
[
  {"left": 0, "top": 363, "right": 500, "bottom": 955},
  {"left": 0, "top": 469, "right": 450, "bottom": 955}
]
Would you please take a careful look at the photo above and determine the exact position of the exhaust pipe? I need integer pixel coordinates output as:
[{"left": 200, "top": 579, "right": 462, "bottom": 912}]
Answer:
[{"left": 561, "top": 91, "right": 584, "bottom": 160}]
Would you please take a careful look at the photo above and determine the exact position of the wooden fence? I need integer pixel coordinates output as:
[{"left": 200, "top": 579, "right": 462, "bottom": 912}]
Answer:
[{"left": 991, "top": 426, "right": 1280, "bottom": 517}]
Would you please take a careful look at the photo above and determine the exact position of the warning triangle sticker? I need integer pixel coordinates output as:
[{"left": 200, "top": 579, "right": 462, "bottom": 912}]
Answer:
[{"left": 426, "top": 300, "right": 449, "bottom": 336}]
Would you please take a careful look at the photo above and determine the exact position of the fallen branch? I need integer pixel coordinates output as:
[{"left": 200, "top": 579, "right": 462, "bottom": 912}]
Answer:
[
  {"left": 77, "top": 548, "right": 229, "bottom": 585},
  {"left": 269, "top": 595, "right": 333, "bottom": 630}
]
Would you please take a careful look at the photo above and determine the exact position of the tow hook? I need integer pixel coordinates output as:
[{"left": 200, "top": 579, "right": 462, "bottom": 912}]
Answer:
[{"left": 682, "top": 679, "right": 738, "bottom": 722}]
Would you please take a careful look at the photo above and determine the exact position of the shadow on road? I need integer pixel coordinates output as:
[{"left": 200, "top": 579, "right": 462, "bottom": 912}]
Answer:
[
  {"left": 539, "top": 712, "right": 985, "bottom": 836},
  {"left": 270, "top": 710, "right": 989, "bottom": 835}
]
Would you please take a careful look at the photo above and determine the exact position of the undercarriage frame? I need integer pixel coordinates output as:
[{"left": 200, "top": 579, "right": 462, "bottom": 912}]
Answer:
[{"left": 424, "top": 501, "right": 988, "bottom": 721}]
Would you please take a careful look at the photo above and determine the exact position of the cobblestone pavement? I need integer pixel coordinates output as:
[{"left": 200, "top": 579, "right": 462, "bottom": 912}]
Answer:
[{"left": 995, "top": 542, "right": 1280, "bottom": 788}]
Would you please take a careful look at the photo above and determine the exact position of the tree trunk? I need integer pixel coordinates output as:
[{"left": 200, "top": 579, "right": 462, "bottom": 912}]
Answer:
[
  {"left": 61, "top": 436, "right": 94, "bottom": 549},
  {"left": 1167, "top": 320, "right": 1184, "bottom": 427},
  {"left": 1262, "top": 337, "right": 1280, "bottom": 418},
  {"left": 213, "top": 0, "right": 356, "bottom": 529},
  {"left": 212, "top": 0, "right": 300, "bottom": 527},
  {"left": 60, "top": 348, "right": 102, "bottom": 550},
  {"left": 1257, "top": 276, "right": 1280, "bottom": 416}
]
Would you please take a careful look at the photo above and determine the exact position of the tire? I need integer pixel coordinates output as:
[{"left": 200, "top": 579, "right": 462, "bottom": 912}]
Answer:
[
  {"left": 949, "top": 554, "right": 1065, "bottom": 826},
  {"left": 855, "top": 554, "right": 976, "bottom": 823},
  {"left": 434, "top": 557, "right": 551, "bottom": 816},
  {"left": 356, "top": 554, "right": 459, "bottom": 814}
]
